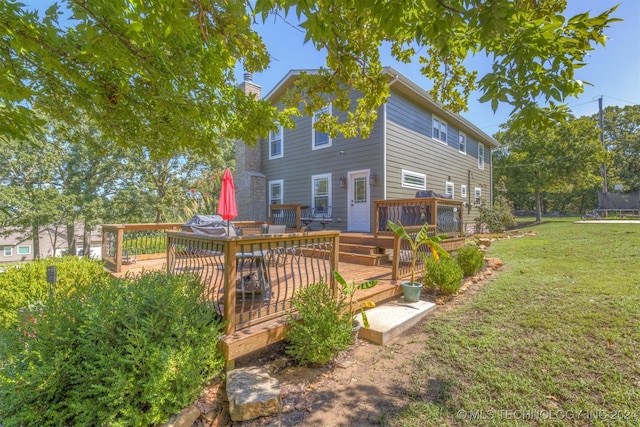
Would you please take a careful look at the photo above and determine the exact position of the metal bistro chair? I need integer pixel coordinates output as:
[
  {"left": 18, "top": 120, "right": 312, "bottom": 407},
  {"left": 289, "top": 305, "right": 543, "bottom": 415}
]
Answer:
[{"left": 301, "top": 206, "right": 333, "bottom": 230}]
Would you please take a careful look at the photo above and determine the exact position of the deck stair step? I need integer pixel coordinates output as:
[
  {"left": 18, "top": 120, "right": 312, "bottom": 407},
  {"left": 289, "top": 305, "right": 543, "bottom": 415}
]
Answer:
[
  {"left": 339, "top": 242, "right": 379, "bottom": 255},
  {"left": 354, "top": 297, "right": 436, "bottom": 345},
  {"left": 338, "top": 251, "right": 389, "bottom": 266}
]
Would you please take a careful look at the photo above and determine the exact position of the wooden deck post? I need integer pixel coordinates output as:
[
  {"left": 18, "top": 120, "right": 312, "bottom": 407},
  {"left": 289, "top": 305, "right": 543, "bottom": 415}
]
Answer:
[
  {"left": 391, "top": 233, "right": 401, "bottom": 280},
  {"left": 330, "top": 233, "right": 340, "bottom": 296},
  {"left": 115, "top": 225, "right": 124, "bottom": 273},
  {"left": 222, "top": 238, "right": 238, "bottom": 370}
]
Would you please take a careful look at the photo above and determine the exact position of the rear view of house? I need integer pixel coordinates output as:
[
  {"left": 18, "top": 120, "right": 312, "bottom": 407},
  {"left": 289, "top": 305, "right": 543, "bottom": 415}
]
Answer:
[{"left": 234, "top": 67, "right": 499, "bottom": 233}]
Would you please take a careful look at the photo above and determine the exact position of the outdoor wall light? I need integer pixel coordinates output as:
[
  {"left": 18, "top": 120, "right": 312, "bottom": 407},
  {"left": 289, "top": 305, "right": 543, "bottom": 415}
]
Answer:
[
  {"left": 339, "top": 176, "right": 346, "bottom": 188},
  {"left": 369, "top": 172, "right": 377, "bottom": 186}
]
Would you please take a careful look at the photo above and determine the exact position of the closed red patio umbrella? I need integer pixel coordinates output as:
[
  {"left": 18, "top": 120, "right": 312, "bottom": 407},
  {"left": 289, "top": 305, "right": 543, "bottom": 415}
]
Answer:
[{"left": 217, "top": 168, "right": 238, "bottom": 234}]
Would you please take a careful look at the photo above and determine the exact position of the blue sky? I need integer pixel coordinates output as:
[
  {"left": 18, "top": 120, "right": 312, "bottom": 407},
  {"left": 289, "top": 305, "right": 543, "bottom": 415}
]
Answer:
[{"left": 25, "top": 0, "right": 640, "bottom": 135}]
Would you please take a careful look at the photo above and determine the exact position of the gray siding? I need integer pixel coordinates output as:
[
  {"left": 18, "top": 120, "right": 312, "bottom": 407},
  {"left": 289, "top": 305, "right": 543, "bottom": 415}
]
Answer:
[
  {"left": 261, "top": 101, "right": 385, "bottom": 232},
  {"left": 385, "top": 92, "right": 492, "bottom": 232}
]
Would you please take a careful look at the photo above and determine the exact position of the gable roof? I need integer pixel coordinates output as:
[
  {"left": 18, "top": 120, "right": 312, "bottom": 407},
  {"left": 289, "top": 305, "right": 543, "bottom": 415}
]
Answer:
[{"left": 263, "top": 67, "right": 499, "bottom": 149}]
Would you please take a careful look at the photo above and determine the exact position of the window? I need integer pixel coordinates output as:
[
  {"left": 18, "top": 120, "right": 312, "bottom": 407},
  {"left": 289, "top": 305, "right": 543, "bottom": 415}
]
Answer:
[
  {"left": 311, "top": 174, "right": 331, "bottom": 213},
  {"left": 312, "top": 105, "right": 332, "bottom": 149},
  {"left": 432, "top": 116, "right": 447, "bottom": 143},
  {"left": 475, "top": 187, "right": 482, "bottom": 205},
  {"left": 445, "top": 181, "right": 454, "bottom": 199},
  {"left": 17, "top": 246, "right": 30, "bottom": 255},
  {"left": 459, "top": 132, "right": 467, "bottom": 154},
  {"left": 460, "top": 185, "right": 467, "bottom": 198},
  {"left": 401, "top": 169, "right": 426, "bottom": 190},
  {"left": 269, "top": 180, "right": 284, "bottom": 218},
  {"left": 3, "top": 246, "right": 11, "bottom": 257},
  {"left": 269, "top": 124, "right": 283, "bottom": 159},
  {"left": 269, "top": 180, "right": 283, "bottom": 206},
  {"left": 478, "top": 144, "right": 485, "bottom": 170}
]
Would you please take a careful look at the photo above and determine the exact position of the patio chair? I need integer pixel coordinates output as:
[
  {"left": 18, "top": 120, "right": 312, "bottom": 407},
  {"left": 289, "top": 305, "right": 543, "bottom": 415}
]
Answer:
[{"left": 317, "top": 206, "right": 333, "bottom": 229}]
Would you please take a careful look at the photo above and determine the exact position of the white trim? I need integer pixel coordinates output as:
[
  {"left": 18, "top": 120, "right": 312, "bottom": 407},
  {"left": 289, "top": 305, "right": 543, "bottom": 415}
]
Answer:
[
  {"left": 383, "top": 103, "right": 387, "bottom": 200},
  {"left": 475, "top": 187, "right": 482, "bottom": 205},
  {"left": 3, "top": 246, "right": 12, "bottom": 257},
  {"left": 401, "top": 169, "right": 426, "bottom": 190},
  {"left": 269, "top": 124, "right": 283, "bottom": 159},
  {"left": 478, "top": 144, "right": 485, "bottom": 170},
  {"left": 432, "top": 115, "right": 448, "bottom": 144},
  {"left": 445, "top": 181, "right": 455, "bottom": 199},
  {"left": 17, "top": 245, "right": 31, "bottom": 255},
  {"left": 312, "top": 104, "right": 332, "bottom": 150},
  {"left": 311, "top": 173, "right": 332, "bottom": 211},
  {"left": 347, "top": 169, "right": 371, "bottom": 232},
  {"left": 459, "top": 131, "right": 467, "bottom": 154},
  {"left": 460, "top": 184, "right": 467, "bottom": 198},
  {"left": 268, "top": 179, "right": 284, "bottom": 205}
]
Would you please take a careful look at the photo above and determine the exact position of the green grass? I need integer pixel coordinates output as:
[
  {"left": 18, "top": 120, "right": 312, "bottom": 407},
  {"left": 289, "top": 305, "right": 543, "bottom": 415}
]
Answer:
[{"left": 392, "top": 218, "right": 640, "bottom": 426}]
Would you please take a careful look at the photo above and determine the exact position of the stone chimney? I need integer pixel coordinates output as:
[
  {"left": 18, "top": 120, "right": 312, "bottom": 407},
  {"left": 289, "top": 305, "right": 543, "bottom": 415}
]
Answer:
[{"left": 234, "top": 73, "right": 267, "bottom": 221}]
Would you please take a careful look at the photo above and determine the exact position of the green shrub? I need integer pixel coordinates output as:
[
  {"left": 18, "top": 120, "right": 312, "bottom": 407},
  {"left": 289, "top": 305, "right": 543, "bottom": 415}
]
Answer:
[
  {"left": 0, "top": 272, "right": 225, "bottom": 427},
  {"left": 286, "top": 282, "right": 352, "bottom": 365},
  {"left": 0, "top": 257, "right": 111, "bottom": 331},
  {"left": 421, "top": 256, "right": 464, "bottom": 295},
  {"left": 455, "top": 245, "right": 485, "bottom": 277}
]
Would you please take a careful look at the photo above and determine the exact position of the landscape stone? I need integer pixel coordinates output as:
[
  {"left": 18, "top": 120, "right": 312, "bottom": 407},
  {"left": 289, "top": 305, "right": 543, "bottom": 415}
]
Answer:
[{"left": 227, "top": 367, "right": 282, "bottom": 422}]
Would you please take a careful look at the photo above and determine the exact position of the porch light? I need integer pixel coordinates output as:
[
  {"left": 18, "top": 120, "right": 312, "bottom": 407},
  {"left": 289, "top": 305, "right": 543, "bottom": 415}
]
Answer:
[
  {"left": 369, "top": 172, "right": 377, "bottom": 185},
  {"left": 339, "top": 176, "right": 346, "bottom": 188}
]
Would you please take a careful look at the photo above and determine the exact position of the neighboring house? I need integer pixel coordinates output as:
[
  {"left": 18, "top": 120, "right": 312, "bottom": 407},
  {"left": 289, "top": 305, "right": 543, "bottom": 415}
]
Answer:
[
  {"left": 0, "top": 224, "right": 102, "bottom": 264},
  {"left": 234, "top": 67, "right": 499, "bottom": 233}
]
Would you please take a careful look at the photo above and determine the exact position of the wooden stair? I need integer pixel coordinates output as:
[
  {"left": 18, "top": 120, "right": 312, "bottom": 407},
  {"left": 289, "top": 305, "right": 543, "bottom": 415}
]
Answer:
[{"left": 338, "top": 242, "right": 389, "bottom": 266}]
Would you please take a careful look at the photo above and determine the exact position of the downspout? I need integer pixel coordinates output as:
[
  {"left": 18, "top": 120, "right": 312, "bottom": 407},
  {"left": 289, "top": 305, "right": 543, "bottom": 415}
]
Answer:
[
  {"left": 468, "top": 169, "right": 472, "bottom": 233},
  {"left": 489, "top": 148, "right": 493, "bottom": 207}
]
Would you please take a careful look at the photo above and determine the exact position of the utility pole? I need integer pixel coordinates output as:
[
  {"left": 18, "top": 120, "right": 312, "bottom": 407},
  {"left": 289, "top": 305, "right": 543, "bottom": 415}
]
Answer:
[{"left": 599, "top": 96, "right": 608, "bottom": 217}]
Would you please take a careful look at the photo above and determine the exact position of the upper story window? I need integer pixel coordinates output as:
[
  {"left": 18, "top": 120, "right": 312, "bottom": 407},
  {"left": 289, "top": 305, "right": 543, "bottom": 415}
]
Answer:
[
  {"left": 478, "top": 144, "right": 485, "bottom": 170},
  {"left": 460, "top": 185, "right": 467, "bottom": 199},
  {"left": 3, "top": 246, "right": 12, "bottom": 256},
  {"left": 401, "top": 169, "right": 426, "bottom": 190},
  {"left": 269, "top": 124, "right": 283, "bottom": 159},
  {"left": 445, "top": 181, "right": 454, "bottom": 199},
  {"left": 17, "top": 245, "right": 30, "bottom": 255},
  {"left": 311, "top": 174, "right": 332, "bottom": 211},
  {"left": 312, "top": 104, "right": 332, "bottom": 149},
  {"left": 432, "top": 116, "right": 447, "bottom": 144},
  {"left": 459, "top": 132, "right": 467, "bottom": 154}
]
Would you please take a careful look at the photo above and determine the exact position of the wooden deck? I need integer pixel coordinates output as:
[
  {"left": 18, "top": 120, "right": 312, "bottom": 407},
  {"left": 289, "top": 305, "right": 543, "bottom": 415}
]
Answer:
[
  {"left": 110, "top": 254, "right": 404, "bottom": 365},
  {"left": 111, "top": 256, "right": 402, "bottom": 296}
]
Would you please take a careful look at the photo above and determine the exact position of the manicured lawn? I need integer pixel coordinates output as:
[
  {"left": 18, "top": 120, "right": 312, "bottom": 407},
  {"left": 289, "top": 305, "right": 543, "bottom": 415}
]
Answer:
[{"left": 394, "top": 218, "right": 640, "bottom": 426}]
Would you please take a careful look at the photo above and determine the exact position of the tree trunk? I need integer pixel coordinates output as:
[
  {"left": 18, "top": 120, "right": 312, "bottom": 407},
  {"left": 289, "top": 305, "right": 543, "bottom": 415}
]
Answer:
[
  {"left": 82, "top": 223, "right": 92, "bottom": 257},
  {"left": 535, "top": 189, "right": 542, "bottom": 222},
  {"left": 31, "top": 224, "right": 41, "bottom": 260},
  {"left": 66, "top": 222, "right": 77, "bottom": 256}
]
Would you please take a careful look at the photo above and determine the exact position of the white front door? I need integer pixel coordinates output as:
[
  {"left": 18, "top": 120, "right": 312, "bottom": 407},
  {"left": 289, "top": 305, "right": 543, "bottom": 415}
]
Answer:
[{"left": 347, "top": 170, "right": 371, "bottom": 232}]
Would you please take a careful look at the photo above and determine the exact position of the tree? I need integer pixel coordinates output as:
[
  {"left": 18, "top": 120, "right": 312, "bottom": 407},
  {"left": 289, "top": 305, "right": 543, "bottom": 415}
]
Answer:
[
  {"left": 1, "top": 0, "right": 620, "bottom": 153},
  {"left": 0, "top": 135, "right": 71, "bottom": 258},
  {"left": 598, "top": 105, "right": 640, "bottom": 191},
  {"left": 494, "top": 115, "right": 605, "bottom": 221}
]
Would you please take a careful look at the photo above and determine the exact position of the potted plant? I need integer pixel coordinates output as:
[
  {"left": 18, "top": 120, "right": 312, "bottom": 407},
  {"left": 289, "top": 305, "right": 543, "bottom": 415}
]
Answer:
[
  {"left": 333, "top": 270, "right": 377, "bottom": 338},
  {"left": 387, "top": 220, "right": 449, "bottom": 302}
]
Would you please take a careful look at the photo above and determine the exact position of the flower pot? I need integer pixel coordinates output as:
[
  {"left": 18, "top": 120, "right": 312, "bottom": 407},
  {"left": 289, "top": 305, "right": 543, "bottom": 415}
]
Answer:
[{"left": 402, "top": 281, "right": 422, "bottom": 302}]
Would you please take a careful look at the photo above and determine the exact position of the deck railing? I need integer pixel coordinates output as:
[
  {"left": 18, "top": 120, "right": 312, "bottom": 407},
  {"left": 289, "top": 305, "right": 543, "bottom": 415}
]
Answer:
[
  {"left": 166, "top": 230, "right": 340, "bottom": 335},
  {"left": 374, "top": 197, "right": 464, "bottom": 238},
  {"left": 102, "top": 223, "right": 183, "bottom": 273}
]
